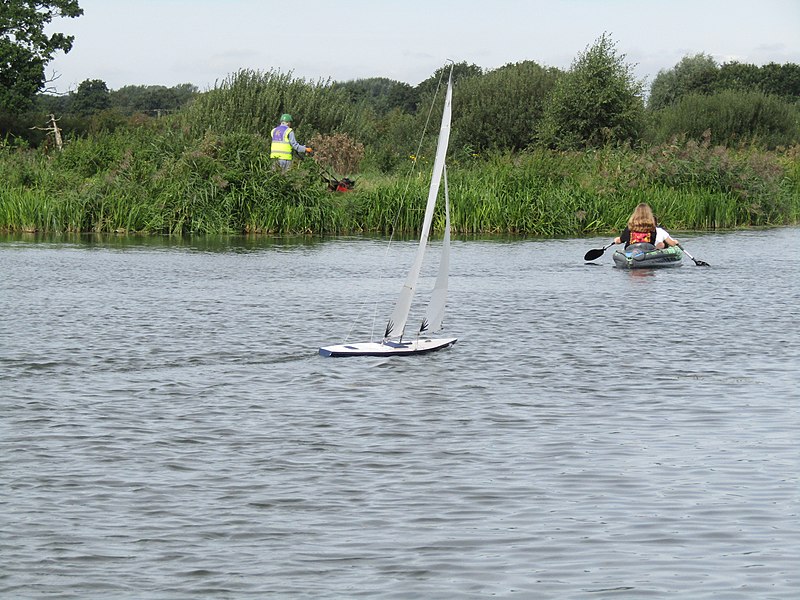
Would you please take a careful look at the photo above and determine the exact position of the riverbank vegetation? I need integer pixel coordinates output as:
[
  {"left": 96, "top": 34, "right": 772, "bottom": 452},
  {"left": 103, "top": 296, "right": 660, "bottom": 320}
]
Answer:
[{"left": 2, "top": 35, "right": 799, "bottom": 236}]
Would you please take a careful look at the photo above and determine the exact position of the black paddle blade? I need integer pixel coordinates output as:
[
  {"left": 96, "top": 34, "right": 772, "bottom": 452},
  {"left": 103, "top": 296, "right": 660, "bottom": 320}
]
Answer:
[
  {"left": 584, "top": 248, "right": 605, "bottom": 261},
  {"left": 678, "top": 244, "right": 710, "bottom": 266}
]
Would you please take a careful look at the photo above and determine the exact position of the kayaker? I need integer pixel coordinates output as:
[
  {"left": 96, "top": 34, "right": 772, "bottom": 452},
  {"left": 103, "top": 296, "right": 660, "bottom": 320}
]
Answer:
[
  {"left": 655, "top": 223, "right": 680, "bottom": 249},
  {"left": 270, "top": 113, "right": 312, "bottom": 171},
  {"left": 614, "top": 203, "right": 658, "bottom": 248}
]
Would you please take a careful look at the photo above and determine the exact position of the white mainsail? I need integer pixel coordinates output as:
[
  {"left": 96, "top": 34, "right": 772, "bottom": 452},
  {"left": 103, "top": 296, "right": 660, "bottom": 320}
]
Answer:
[{"left": 384, "top": 72, "right": 453, "bottom": 340}]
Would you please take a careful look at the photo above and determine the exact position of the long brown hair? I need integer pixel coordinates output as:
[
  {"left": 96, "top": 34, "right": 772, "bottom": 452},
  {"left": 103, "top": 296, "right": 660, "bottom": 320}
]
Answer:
[{"left": 627, "top": 203, "right": 656, "bottom": 231}]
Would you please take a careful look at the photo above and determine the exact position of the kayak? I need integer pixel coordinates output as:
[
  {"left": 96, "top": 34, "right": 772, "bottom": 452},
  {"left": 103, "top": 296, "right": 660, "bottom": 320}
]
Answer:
[{"left": 613, "top": 243, "right": 683, "bottom": 269}]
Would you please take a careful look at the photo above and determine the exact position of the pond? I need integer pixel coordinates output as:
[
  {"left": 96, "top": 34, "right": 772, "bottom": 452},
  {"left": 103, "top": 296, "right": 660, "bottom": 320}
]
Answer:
[{"left": 2, "top": 228, "right": 798, "bottom": 598}]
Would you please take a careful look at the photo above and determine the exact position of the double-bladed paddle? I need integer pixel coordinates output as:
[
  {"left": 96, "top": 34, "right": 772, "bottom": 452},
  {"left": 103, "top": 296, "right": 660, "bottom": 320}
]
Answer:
[
  {"left": 583, "top": 241, "right": 617, "bottom": 262},
  {"left": 677, "top": 244, "right": 710, "bottom": 266}
]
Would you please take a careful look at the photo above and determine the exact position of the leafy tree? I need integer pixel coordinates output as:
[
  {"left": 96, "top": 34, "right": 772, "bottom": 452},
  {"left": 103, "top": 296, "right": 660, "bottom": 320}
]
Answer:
[
  {"left": 415, "top": 61, "right": 483, "bottom": 107},
  {"left": 0, "top": 0, "right": 83, "bottom": 113},
  {"left": 35, "top": 90, "right": 71, "bottom": 114},
  {"left": 714, "top": 61, "right": 762, "bottom": 94},
  {"left": 362, "top": 107, "right": 418, "bottom": 173},
  {"left": 111, "top": 83, "right": 198, "bottom": 115},
  {"left": 750, "top": 62, "right": 800, "bottom": 99},
  {"left": 648, "top": 53, "right": 718, "bottom": 110},
  {"left": 453, "top": 60, "right": 559, "bottom": 152},
  {"left": 332, "top": 77, "right": 416, "bottom": 116},
  {"left": 71, "top": 78, "right": 111, "bottom": 115},
  {"left": 652, "top": 57, "right": 800, "bottom": 109},
  {"left": 385, "top": 81, "right": 417, "bottom": 114},
  {"left": 537, "top": 33, "right": 645, "bottom": 149}
]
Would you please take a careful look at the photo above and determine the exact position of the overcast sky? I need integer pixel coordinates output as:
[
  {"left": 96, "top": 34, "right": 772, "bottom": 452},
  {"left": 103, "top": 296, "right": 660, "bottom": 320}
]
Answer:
[{"left": 45, "top": 0, "right": 800, "bottom": 93}]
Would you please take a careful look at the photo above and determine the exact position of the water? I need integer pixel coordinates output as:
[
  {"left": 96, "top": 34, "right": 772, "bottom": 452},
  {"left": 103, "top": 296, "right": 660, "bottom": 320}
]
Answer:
[{"left": 2, "top": 228, "right": 798, "bottom": 599}]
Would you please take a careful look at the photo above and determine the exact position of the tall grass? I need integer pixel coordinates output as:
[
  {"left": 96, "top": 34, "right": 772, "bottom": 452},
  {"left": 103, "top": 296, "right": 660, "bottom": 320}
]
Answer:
[{"left": 1, "top": 124, "right": 798, "bottom": 236}]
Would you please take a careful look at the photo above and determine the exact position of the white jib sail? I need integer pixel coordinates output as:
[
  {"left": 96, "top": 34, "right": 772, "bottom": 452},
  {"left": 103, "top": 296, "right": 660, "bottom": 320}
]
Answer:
[
  {"left": 421, "top": 164, "right": 450, "bottom": 334},
  {"left": 384, "top": 72, "right": 453, "bottom": 340}
]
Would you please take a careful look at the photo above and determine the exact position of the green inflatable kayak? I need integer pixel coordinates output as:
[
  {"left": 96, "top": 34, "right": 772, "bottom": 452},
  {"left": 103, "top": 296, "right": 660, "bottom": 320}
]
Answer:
[{"left": 613, "top": 243, "right": 683, "bottom": 269}]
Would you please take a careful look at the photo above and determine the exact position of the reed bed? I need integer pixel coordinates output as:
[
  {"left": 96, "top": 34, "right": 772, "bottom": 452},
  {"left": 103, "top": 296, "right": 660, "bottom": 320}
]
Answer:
[{"left": 1, "top": 132, "right": 798, "bottom": 236}]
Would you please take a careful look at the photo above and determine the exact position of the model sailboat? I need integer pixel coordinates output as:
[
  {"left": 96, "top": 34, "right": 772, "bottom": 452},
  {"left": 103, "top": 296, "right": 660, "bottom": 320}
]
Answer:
[{"left": 319, "top": 70, "right": 457, "bottom": 357}]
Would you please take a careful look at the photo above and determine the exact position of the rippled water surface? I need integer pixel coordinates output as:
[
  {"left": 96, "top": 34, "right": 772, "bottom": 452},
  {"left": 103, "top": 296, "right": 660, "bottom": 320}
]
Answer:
[{"left": 2, "top": 229, "right": 799, "bottom": 598}]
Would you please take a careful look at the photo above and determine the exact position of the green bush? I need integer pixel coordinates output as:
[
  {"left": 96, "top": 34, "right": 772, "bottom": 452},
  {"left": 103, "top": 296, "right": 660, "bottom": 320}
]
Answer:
[{"left": 647, "top": 90, "right": 800, "bottom": 149}]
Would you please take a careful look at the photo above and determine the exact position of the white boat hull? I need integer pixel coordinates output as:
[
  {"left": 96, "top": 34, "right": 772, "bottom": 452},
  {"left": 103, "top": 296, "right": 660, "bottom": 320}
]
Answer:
[{"left": 319, "top": 337, "right": 457, "bottom": 358}]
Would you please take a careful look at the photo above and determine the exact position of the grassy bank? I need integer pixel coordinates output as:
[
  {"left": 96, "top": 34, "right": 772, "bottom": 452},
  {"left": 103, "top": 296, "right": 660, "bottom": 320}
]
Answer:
[{"left": 1, "top": 127, "right": 798, "bottom": 236}]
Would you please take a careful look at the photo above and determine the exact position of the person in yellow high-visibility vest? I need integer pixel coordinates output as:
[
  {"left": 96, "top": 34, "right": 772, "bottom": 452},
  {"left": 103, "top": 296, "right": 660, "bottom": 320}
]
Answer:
[{"left": 270, "top": 113, "right": 312, "bottom": 171}]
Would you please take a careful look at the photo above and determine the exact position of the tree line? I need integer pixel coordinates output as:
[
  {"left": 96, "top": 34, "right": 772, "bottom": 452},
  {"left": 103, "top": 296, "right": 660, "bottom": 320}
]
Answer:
[
  {"left": 3, "top": 46, "right": 799, "bottom": 165},
  {"left": 2, "top": 0, "right": 799, "bottom": 168}
]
